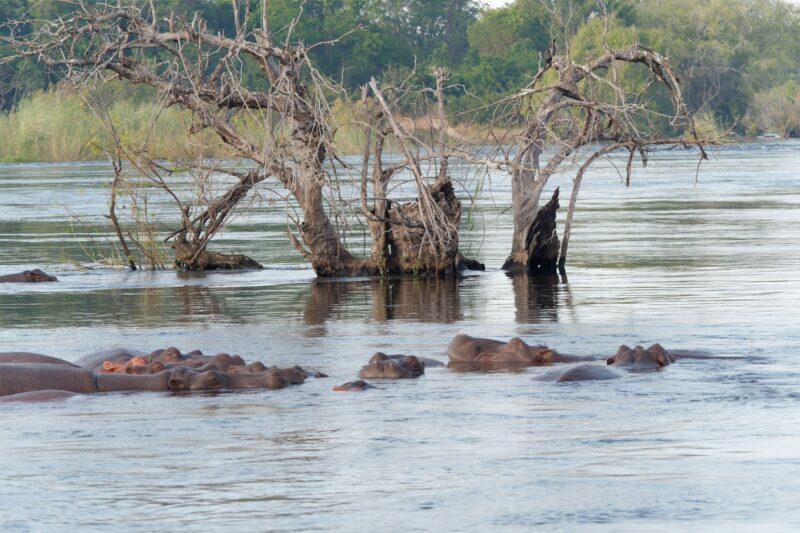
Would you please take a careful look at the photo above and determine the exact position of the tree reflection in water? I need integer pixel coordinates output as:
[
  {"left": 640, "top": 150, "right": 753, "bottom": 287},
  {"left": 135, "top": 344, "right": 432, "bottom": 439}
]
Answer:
[
  {"left": 304, "top": 276, "right": 463, "bottom": 332},
  {"left": 509, "top": 270, "right": 574, "bottom": 324}
]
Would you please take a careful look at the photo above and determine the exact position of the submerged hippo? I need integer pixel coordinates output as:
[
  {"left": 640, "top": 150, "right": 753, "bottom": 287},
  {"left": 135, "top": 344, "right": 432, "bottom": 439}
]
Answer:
[
  {"left": 537, "top": 364, "right": 622, "bottom": 382},
  {"left": 1, "top": 357, "right": 311, "bottom": 397},
  {"left": 0, "top": 269, "right": 58, "bottom": 283},
  {"left": 74, "top": 348, "right": 144, "bottom": 371},
  {"left": 97, "top": 366, "right": 294, "bottom": 392},
  {"left": 0, "top": 364, "right": 97, "bottom": 396},
  {"left": 146, "top": 348, "right": 245, "bottom": 369},
  {"left": 0, "top": 390, "right": 80, "bottom": 403},
  {"left": 447, "top": 334, "right": 596, "bottom": 369},
  {"left": 607, "top": 343, "right": 675, "bottom": 370},
  {"left": 333, "top": 380, "right": 374, "bottom": 391},
  {"left": 0, "top": 352, "right": 79, "bottom": 367},
  {"left": 358, "top": 352, "right": 424, "bottom": 379},
  {"left": 447, "top": 334, "right": 552, "bottom": 369}
]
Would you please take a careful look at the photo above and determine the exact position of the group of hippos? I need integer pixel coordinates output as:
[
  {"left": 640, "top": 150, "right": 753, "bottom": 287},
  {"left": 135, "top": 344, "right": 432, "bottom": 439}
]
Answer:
[
  {"left": 2, "top": 268, "right": 690, "bottom": 403},
  {"left": 0, "top": 335, "right": 679, "bottom": 403},
  {"left": 331, "top": 335, "right": 675, "bottom": 391}
]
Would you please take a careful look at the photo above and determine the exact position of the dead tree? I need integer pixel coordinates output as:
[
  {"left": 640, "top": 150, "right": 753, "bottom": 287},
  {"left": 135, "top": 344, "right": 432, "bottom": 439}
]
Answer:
[
  {"left": 489, "top": 40, "right": 713, "bottom": 274},
  {"left": 2, "top": 1, "right": 480, "bottom": 275}
]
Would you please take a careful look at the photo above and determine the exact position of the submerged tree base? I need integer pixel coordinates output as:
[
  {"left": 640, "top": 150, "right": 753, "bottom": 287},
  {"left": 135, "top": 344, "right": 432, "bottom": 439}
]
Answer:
[
  {"left": 503, "top": 188, "right": 561, "bottom": 276},
  {"left": 309, "top": 180, "right": 484, "bottom": 278},
  {"left": 172, "top": 238, "right": 262, "bottom": 271}
]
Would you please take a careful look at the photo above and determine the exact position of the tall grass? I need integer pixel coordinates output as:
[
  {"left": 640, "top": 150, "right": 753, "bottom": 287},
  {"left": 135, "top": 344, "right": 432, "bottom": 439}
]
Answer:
[
  {"left": 0, "top": 85, "right": 511, "bottom": 163},
  {"left": 0, "top": 87, "right": 374, "bottom": 162},
  {"left": 0, "top": 87, "right": 224, "bottom": 162}
]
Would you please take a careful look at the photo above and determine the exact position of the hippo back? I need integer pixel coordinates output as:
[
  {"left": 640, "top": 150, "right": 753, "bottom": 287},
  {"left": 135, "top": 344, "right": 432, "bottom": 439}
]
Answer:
[
  {"left": 0, "top": 364, "right": 96, "bottom": 396},
  {"left": 0, "top": 352, "right": 79, "bottom": 367},
  {"left": 74, "top": 348, "right": 142, "bottom": 370}
]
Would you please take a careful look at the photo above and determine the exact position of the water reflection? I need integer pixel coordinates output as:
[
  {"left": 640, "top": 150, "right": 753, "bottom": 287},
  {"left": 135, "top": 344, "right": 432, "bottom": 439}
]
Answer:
[
  {"left": 304, "top": 276, "right": 463, "bottom": 331},
  {"left": 509, "top": 271, "right": 573, "bottom": 324},
  {"left": 174, "top": 283, "right": 224, "bottom": 320},
  {"left": 3, "top": 145, "right": 800, "bottom": 530}
]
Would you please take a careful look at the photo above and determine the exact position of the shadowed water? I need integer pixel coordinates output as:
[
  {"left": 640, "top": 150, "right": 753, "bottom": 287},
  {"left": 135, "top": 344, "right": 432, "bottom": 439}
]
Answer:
[{"left": 1, "top": 142, "right": 800, "bottom": 531}]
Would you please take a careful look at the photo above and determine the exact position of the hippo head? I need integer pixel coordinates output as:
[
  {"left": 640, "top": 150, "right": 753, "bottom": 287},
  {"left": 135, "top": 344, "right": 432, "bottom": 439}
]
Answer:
[
  {"left": 280, "top": 367, "right": 306, "bottom": 385},
  {"left": 248, "top": 361, "right": 267, "bottom": 373},
  {"left": 359, "top": 352, "right": 423, "bottom": 379},
  {"left": 369, "top": 352, "right": 390, "bottom": 365},
  {"left": 123, "top": 356, "right": 150, "bottom": 374},
  {"left": 159, "top": 347, "right": 184, "bottom": 363},
  {"left": 361, "top": 352, "right": 406, "bottom": 379},
  {"left": 497, "top": 338, "right": 553, "bottom": 364},
  {"left": 400, "top": 356, "right": 424, "bottom": 377},
  {"left": 189, "top": 370, "right": 225, "bottom": 390},
  {"left": 333, "top": 380, "right": 373, "bottom": 392},
  {"left": 167, "top": 367, "right": 225, "bottom": 391},
  {"left": 167, "top": 366, "right": 193, "bottom": 390},
  {"left": 25, "top": 269, "right": 58, "bottom": 282},
  {"left": 607, "top": 343, "right": 674, "bottom": 370},
  {"left": 265, "top": 368, "right": 288, "bottom": 390}
]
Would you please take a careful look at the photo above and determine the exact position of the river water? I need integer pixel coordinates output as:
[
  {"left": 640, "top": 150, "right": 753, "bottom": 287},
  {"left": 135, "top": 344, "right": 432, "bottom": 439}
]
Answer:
[{"left": 1, "top": 142, "right": 799, "bottom": 531}]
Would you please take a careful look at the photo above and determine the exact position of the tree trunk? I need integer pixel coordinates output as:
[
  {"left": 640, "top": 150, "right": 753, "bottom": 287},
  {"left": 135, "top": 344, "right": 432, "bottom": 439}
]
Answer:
[
  {"left": 503, "top": 188, "right": 560, "bottom": 275},
  {"left": 384, "top": 180, "right": 483, "bottom": 276},
  {"left": 293, "top": 120, "right": 370, "bottom": 277}
]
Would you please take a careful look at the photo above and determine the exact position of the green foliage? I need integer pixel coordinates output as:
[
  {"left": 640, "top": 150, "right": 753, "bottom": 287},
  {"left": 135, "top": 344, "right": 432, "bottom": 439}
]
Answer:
[
  {"left": 2, "top": 0, "right": 800, "bottom": 161},
  {"left": 744, "top": 81, "right": 800, "bottom": 136},
  {"left": 635, "top": 0, "right": 800, "bottom": 128}
]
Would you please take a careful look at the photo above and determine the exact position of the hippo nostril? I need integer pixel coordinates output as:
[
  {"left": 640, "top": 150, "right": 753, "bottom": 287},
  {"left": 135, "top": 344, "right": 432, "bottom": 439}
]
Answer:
[{"left": 168, "top": 378, "right": 188, "bottom": 390}]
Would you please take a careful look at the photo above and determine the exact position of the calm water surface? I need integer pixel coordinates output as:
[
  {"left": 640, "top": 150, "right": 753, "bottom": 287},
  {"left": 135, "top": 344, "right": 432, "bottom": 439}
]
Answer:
[{"left": 1, "top": 142, "right": 800, "bottom": 531}]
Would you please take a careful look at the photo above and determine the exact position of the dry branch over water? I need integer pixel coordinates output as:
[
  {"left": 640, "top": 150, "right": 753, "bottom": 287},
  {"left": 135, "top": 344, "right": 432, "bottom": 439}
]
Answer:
[{"left": 1, "top": 0, "right": 718, "bottom": 275}]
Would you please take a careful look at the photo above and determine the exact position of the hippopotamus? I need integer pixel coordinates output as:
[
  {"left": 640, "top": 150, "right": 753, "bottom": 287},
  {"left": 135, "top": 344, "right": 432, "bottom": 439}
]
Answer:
[
  {"left": 74, "top": 348, "right": 144, "bottom": 371},
  {"left": 447, "top": 334, "right": 596, "bottom": 369},
  {"left": 96, "top": 366, "right": 295, "bottom": 392},
  {"left": 229, "top": 362, "right": 268, "bottom": 373},
  {"left": 537, "top": 364, "right": 622, "bottom": 382},
  {"left": 0, "top": 352, "right": 79, "bottom": 367},
  {"left": 358, "top": 352, "right": 424, "bottom": 379},
  {"left": 146, "top": 347, "right": 245, "bottom": 368},
  {"left": 0, "top": 364, "right": 97, "bottom": 396},
  {"left": 97, "top": 355, "right": 150, "bottom": 374},
  {"left": 0, "top": 269, "right": 58, "bottom": 283},
  {"left": 384, "top": 354, "right": 445, "bottom": 368},
  {"left": 78, "top": 347, "right": 243, "bottom": 375},
  {"left": 0, "top": 390, "right": 80, "bottom": 403},
  {"left": 333, "top": 380, "right": 374, "bottom": 391},
  {"left": 607, "top": 343, "right": 675, "bottom": 370},
  {"left": 2, "top": 357, "right": 311, "bottom": 397}
]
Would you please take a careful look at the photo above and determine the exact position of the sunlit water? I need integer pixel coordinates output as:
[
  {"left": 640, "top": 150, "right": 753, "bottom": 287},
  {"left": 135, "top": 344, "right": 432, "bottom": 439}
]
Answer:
[{"left": 1, "top": 142, "right": 800, "bottom": 531}]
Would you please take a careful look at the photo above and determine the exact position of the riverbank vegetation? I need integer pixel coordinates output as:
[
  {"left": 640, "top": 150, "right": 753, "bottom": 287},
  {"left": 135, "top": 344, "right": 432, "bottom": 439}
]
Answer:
[{"left": 0, "top": 0, "right": 798, "bottom": 162}]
